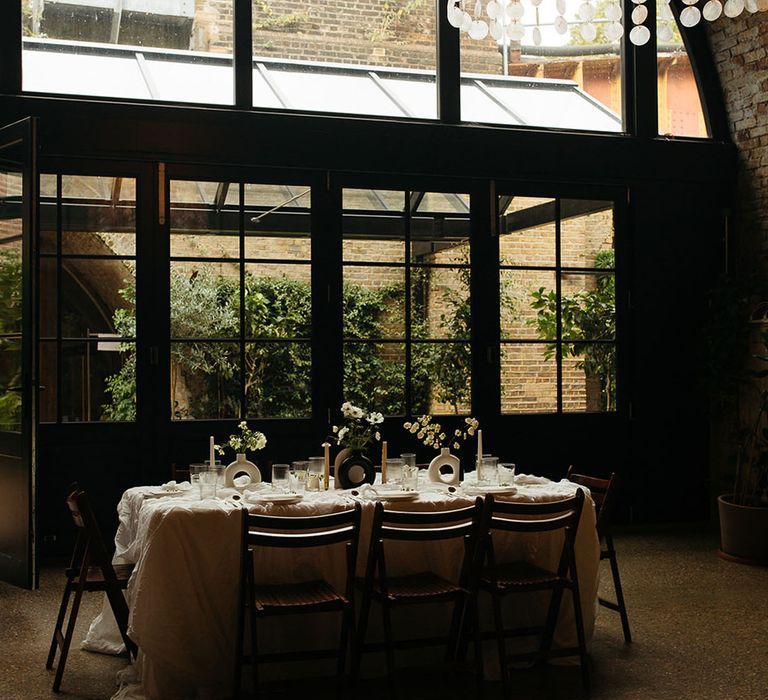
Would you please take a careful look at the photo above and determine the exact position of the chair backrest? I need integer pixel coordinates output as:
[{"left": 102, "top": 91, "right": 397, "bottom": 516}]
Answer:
[
  {"left": 566, "top": 466, "right": 618, "bottom": 538},
  {"left": 374, "top": 499, "right": 483, "bottom": 543},
  {"left": 65, "top": 483, "right": 120, "bottom": 581}
]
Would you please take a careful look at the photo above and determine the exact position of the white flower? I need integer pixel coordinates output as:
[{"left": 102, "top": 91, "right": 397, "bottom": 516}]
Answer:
[
  {"left": 455, "top": 429, "right": 461, "bottom": 437},
  {"left": 453, "top": 441, "right": 460, "bottom": 450},
  {"left": 367, "top": 411, "right": 384, "bottom": 425},
  {"left": 404, "top": 421, "right": 412, "bottom": 429},
  {"left": 332, "top": 425, "right": 339, "bottom": 433},
  {"left": 337, "top": 426, "right": 349, "bottom": 440},
  {"left": 375, "top": 431, "right": 381, "bottom": 441},
  {"left": 409, "top": 424, "right": 419, "bottom": 434},
  {"left": 239, "top": 420, "right": 248, "bottom": 429},
  {"left": 341, "top": 402, "right": 353, "bottom": 417},
  {"left": 350, "top": 405, "right": 364, "bottom": 419},
  {"left": 468, "top": 427, "right": 475, "bottom": 436},
  {"left": 417, "top": 431, "right": 425, "bottom": 440},
  {"left": 439, "top": 432, "right": 445, "bottom": 441}
]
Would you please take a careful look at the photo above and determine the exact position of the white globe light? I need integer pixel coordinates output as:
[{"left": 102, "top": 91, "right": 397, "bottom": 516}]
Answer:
[
  {"left": 604, "top": 21, "right": 624, "bottom": 41},
  {"left": 554, "top": 14, "right": 569, "bottom": 33},
  {"left": 679, "top": 5, "right": 702, "bottom": 24},
  {"left": 605, "top": 2, "right": 623, "bottom": 21},
  {"left": 629, "top": 24, "right": 651, "bottom": 44},
  {"left": 632, "top": 5, "right": 649, "bottom": 23},
  {"left": 579, "top": 2, "right": 596, "bottom": 21},
  {"left": 580, "top": 22, "right": 598, "bottom": 41},
  {"left": 702, "top": 0, "right": 724, "bottom": 19},
  {"left": 533, "top": 26, "right": 542, "bottom": 45},
  {"left": 490, "top": 19, "right": 503, "bottom": 39},
  {"left": 724, "top": 0, "right": 745, "bottom": 15},
  {"left": 486, "top": 0, "right": 500, "bottom": 19},
  {"left": 657, "top": 22, "right": 674, "bottom": 41},
  {"left": 556, "top": 0, "right": 567, "bottom": 15}
]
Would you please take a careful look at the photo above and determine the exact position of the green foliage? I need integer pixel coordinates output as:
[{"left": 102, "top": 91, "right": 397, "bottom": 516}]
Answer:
[
  {"left": 0, "top": 249, "right": 23, "bottom": 428},
  {"left": 529, "top": 249, "right": 616, "bottom": 411},
  {"left": 252, "top": 1, "right": 310, "bottom": 32},
  {"left": 369, "top": 0, "right": 426, "bottom": 42},
  {"left": 101, "top": 281, "right": 137, "bottom": 421}
]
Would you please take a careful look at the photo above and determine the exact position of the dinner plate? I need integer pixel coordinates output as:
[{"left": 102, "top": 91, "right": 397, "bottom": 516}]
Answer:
[
  {"left": 460, "top": 484, "right": 518, "bottom": 496},
  {"left": 370, "top": 490, "right": 419, "bottom": 501},
  {"left": 143, "top": 488, "right": 189, "bottom": 498},
  {"left": 248, "top": 493, "right": 304, "bottom": 505}
]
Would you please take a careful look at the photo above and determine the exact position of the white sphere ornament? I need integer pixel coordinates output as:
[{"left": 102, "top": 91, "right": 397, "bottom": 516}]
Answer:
[
  {"left": 580, "top": 22, "right": 597, "bottom": 42},
  {"left": 604, "top": 21, "right": 624, "bottom": 41},
  {"left": 556, "top": 0, "right": 567, "bottom": 14},
  {"left": 758, "top": 0, "right": 768, "bottom": 10},
  {"left": 475, "top": 0, "right": 482, "bottom": 16},
  {"left": 659, "top": 3, "right": 675, "bottom": 19},
  {"left": 657, "top": 22, "right": 674, "bottom": 41},
  {"left": 486, "top": 0, "right": 500, "bottom": 19},
  {"left": 724, "top": 0, "right": 745, "bottom": 15},
  {"left": 447, "top": 3, "right": 464, "bottom": 27},
  {"left": 702, "top": 0, "right": 723, "bottom": 19},
  {"left": 605, "top": 2, "right": 623, "bottom": 21},
  {"left": 631, "top": 0, "right": 646, "bottom": 4},
  {"left": 632, "top": 5, "right": 649, "bottom": 23},
  {"left": 578, "top": 2, "right": 596, "bottom": 21},
  {"left": 745, "top": 0, "right": 758, "bottom": 12},
  {"left": 533, "top": 26, "right": 542, "bottom": 45},
  {"left": 461, "top": 11, "right": 473, "bottom": 31},
  {"left": 489, "top": 19, "right": 503, "bottom": 39},
  {"left": 679, "top": 4, "right": 702, "bottom": 24},
  {"left": 554, "top": 14, "right": 569, "bottom": 33},
  {"left": 629, "top": 24, "right": 651, "bottom": 44},
  {"left": 509, "top": 22, "right": 525, "bottom": 40},
  {"left": 469, "top": 19, "right": 489, "bottom": 39}
]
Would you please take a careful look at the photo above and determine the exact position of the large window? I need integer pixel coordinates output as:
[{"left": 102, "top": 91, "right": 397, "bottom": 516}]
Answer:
[
  {"left": 342, "top": 188, "right": 471, "bottom": 416},
  {"left": 169, "top": 179, "right": 312, "bottom": 420},
  {"left": 498, "top": 195, "right": 616, "bottom": 413},
  {"left": 39, "top": 174, "right": 138, "bottom": 422}
]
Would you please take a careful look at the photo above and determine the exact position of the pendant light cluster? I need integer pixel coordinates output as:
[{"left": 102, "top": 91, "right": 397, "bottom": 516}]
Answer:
[{"left": 447, "top": 0, "right": 763, "bottom": 48}]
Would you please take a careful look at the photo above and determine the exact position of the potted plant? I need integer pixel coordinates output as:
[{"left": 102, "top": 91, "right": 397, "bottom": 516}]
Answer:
[
  {"left": 215, "top": 421, "right": 267, "bottom": 486},
  {"left": 706, "top": 276, "right": 768, "bottom": 564},
  {"left": 330, "top": 402, "right": 383, "bottom": 488}
]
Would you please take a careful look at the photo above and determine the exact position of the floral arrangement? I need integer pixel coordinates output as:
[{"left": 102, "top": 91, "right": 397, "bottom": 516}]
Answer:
[
  {"left": 331, "top": 402, "right": 384, "bottom": 452},
  {"left": 404, "top": 415, "right": 480, "bottom": 451},
  {"left": 215, "top": 421, "right": 267, "bottom": 455}
]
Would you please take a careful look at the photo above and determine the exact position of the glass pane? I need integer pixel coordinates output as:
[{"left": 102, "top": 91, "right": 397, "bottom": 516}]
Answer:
[
  {"left": 560, "top": 272, "right": 616, "bottom": 341},
  {"left": 170, "top": 262, "right": 239, "bottom": 339},
  {"left": 61, "top": 341, "right": 134, "bottom": 422},
  {"left": 0, "top": 338, "right": 22, "bottom": 431},
  {"left": 563, "top": 343, "right": 616, "bottom": 412},
  {"left": 343, "top": 212, "right": 405, "bottom": 264},
  {"left": 500, "top": 343, "right": 557, "bottom": 414},
  {"left": 244, "top": 264, "right": 312, "bottom": 340},
  {"left": 23, "top": 1, "right": 235, "bottom": 105},
  {"left": 61, "top": 259, "right": 136, "bottom": 338},
  {"left": 245, "top": 342, "right": 311, "bottom": 418},
  {"left": 416, "top": 192, "right": 470, "bottom": 214},
  {"left": 171, "top": 180, "right": 239, "bottom": 258},
  {"left": 343, "top": 189, "right": 404, "bottom": 212},
  {"left": 245, "top": 183, "right": 311, "bottom": 261},
  {"left": 39, "top": 341, "right": 57, "bottom": 424},
  {"left": 344, "top": 342, "right": 405, "bottom": 415},
  {"left": 499, "top": 196, "right": 556, "bottom": 267},
  {"left": 560, "top": 200, "right": 614, "bottom": 268},
  {"left": 656, "top": 3, "right": 708, "bottom": 137},
  {"left": 252, "top": 2, "right": 436, "bottom": 116},
  {"left": 411, "top": 267, "right": 470, "bottom": 340},
  {"left": 171, "top": 342, "right": 240, "bottom": 420},
  {"left": 245, "top": 183, "right": 311, "bottom": 209},
  {"left": 410, "top": 219, "right": 470, "bottom": 265},
  {"left": 411, "top": 342, "right": 471, "bottom": 415},
  {"left": 460, "top": 0, "right": 622, "bottom": 132},
  {"left": 502, "top": 269, "right": 557, "bottom": 340},
  {"left": 0, "top": 248, "right": 22, "bottom": 337},
  {"left": 343, "top": 267, "right": 405, "bottom": 339}
]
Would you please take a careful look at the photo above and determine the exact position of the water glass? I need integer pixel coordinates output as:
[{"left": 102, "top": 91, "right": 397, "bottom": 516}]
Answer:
[
  {"left": 290, "top": 461, "right": 309, "bottom": 494},
  {"left": 400, "top": 453, "right": 417, "bottom": 469},
  {"left": 272, "top": 463, "right": 290, "bottom": 492},
  {"left": 307, "top": 456, "right": 325, "bottom": 491},
  {"left": 200, "top": 466, "right": 223, "bottom": 499},
  {"left": 402, "top": 464, "right": 419, "bottom": 492},
  {"left": 478, "top": 456, "right": 499, "bottom": 486},
  {"left": 385, "top": 458, "right": 404, "bottom": 485},
  {"left": 499, "top": 462, "right": 516, "bottom": 486}
]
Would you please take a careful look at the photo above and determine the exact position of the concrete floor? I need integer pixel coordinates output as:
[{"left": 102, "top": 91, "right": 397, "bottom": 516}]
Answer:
[{"left": 1, "top": 527, "right": 767, "bottom": 700}]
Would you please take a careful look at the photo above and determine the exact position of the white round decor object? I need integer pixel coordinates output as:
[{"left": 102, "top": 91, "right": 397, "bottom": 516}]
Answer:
[
  {"left": 703, "top": 0, "right": 723, "bottom": 19},
  {"left": 448, "top": 3, "right": 464, "bottom": 27},
  {"left": 679, "top": 4, "right": 702, "bottom": 24},
  {"left": 533, "top": 26, "right": 542, "bottom": 45},
  {"left": 486, "top": 0, "right": 500, "bottom": 19},
  {"left": 657, "top": 22, "right": 674, "bottom": 41},
  {"left": 724, "top": 0, "right": 745, "bottom": 15},
  {"left": 507, "top": 2, "right": 525, "bottom": 20},
  {"left": 556, "top": 0, "right": 567, "bottom": 15},
  {"left": 554, "top": 14, "right": 569, "bottom": 33},
  {"left": 682, "top": 0, "right": 698, "bottom": 4},
  {"left": 659, "top": 3, "right": 675, "bottom": 19},
  {"left": 631, "top": 5, "right": 648, "bottom": 23},
  {"left": 461, "top": 10, "right": 474, "bottom": 31},
  {"left": 469, "top": 19, "right": 489, "bottom": 39},
  {"left": 580, "top": 22, "right": 597, "bottom": 42},
  {"left": 605, "top": 2, "right": 623, "bottom": 21},
  {"left": 579, "top": 2, "right": 596, "bottom": 21},
  {"left": 489, "top": 18, "right": 503, "bottom": 39},
  {"left": 631, "top": 0, "right": 646, "bottom": 4},
  {"left": 629, "top": 24, "right": 651, "bottom": 44},
  {"left": 509, "top": 22, "right": 525, "bottom": 40},
  {"left": 531, "top": 0, "right": 544, "bottom": 6},
  {"left": 604, "top": 21, "right": 624, "bottom": 41},
  {"left": 745, "top": 0, "right": 758, "bottom": 12}
]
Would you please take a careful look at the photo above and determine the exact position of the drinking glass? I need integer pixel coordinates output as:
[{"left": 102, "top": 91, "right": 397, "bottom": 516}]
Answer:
[
  {"left": 499, "top": 462, "right": 516, "bottom": 486},
  {"left": 189, "top": 464, "right": 206, "bottom": 498},
  {"left": 400, "top": 453, "right": 417, "bottom": 469},
  {"left": 478, "top": 456, "right": 499, "bottom": 486},
  {"left": 200, "top": 466, "right": 223, "bottom": 499},
  {"left": 272, "top": 463, "right": 290, "bottom": 492},
  {"left": 307, "top": 456, "right": 325, "bottom": 491},
  {"left": 385, "top": 458, "right": 404, "bottom": 486},
  {"left": 290, "top": 461, "right": 309, "bottom": 494},
  {"left": 402, "top": 464, "right": 419, "bottom": 492}
]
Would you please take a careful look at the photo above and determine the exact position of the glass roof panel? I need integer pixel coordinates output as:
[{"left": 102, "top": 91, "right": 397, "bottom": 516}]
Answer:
[
  {"left": 343, "top": 190, "right": 405, "bottom": 212},
  {"left": 144, "top": 59, "right": 233, "bottom": 105},
  {"left": 460, "top": 84, "right": 522, "bottom": 125},
  {"left": 253, "top": 69, "right": 285, "bottom": 110},
  {"left": 379, "top": 78, "right": 438, "bottom": 119},
  {"left": 244, "top": 184, "right": 311, "bottom": 209},
  {"left": 416, "top": 192, "right": 470, "bottom": 214}
]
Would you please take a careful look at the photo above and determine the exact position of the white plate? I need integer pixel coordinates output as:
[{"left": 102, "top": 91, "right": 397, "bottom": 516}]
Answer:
[
  {"left": 371, "top": 490, "right": 419, "bottom": 501},
  {"left": 461, "top": 485, "right": 518, "bottom": 496},
  {"left": 143, "top": 488, "right": 189, "bottom": 498},
  {"left": 248, "top": 493, "right": 304, "bottom": 505}
]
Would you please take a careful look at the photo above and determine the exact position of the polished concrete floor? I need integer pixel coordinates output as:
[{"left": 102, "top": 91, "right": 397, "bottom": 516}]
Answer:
[{"left": 1, "top": 527, "right": 766, "bottom": 700}]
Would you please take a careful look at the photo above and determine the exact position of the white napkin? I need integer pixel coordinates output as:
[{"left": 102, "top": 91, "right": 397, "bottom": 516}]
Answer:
[
  {"left": 160, "top": 480, "right": 191, "bottom": 491},
  {"left": 514, "top": 473, "right": 550, "bottom": 485},
  {"left": 233, "top": 475, "right": 252, "bottom": 488}
]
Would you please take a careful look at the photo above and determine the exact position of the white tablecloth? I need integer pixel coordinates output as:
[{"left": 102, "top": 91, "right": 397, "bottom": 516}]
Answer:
[{"left": 83, "top": 474, "right": 600, "bottom": 700}]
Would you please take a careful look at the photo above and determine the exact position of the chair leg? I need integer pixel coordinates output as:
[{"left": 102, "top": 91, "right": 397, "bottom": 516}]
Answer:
[
  {"left": 352, "top": 592, "right": 372, "bottom": 681},
  {"left": 568, "top": 559, "right": 590, "bottom": 692},
  {"left": 470, "top": 597, "right": 485, "bottom": 696},
  {"left": 52, "top": 583, "right": 85, "bottom": 693},
  {"left": 490, "top": 593, "right": 509, "bottom": 695},
  {"left": 47, "top": 581, "right": 73, "bottom": 670},
  {"left": 337, "top": 605, "right": 353, "bottom": 679},
  {"left": 605, "top": 537, "right": 632, "bottom": 644},
  {"left": 446, "top": 596, "right": 466, "bottom": 662},
  {"left": 539, "top": 585, "right": 565, "bottom": 654},
  {"left": 381, "top": 599, "right": 396, "bottom": 695}
]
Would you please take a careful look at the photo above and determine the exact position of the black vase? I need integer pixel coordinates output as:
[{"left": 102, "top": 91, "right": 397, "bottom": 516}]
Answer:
[{"left": 336, "top": 450, "right": 375, "bottom": 489}]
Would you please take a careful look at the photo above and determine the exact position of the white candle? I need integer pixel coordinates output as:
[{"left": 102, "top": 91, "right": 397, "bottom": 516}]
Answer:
[
  {"left": 476, "top": 429, "right": 483, "bottom": 471},
  {"left": 322, "top": 442, "right": 331, "bottom": 491},
  {"left": 209, "top": 436, "right": 215, "bottom": 468}
]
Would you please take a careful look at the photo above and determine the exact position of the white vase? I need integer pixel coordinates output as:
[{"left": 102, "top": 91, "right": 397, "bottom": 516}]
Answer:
[
  {"left": 428, "top": 447, "right": 461, "bottom": 485},
  {"left": 224, "top": 453, "right": 261, "bottom": 487}
]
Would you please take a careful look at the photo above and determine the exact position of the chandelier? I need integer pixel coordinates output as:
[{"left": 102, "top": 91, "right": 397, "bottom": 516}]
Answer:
[{"left": 447, "top": 0, "right": 764, "bottom": 48}]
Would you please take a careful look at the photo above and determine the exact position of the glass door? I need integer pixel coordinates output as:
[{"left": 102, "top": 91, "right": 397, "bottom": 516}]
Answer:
[{"left": 0, "top": 118, "right": 38, "bottom": 589}]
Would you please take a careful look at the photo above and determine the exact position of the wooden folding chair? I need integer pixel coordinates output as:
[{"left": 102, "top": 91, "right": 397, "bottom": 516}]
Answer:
[
  {"left": 234, "top": 503, "right": 362, "bottom": 697},
  {"left": 475, "top": 490, "right": 590, "bottom": 692},
  {"left": 567, "top": 466, "right": 632, "bottom": 643},
  {"left": 353, "top": 499, "right": 484, "bottom": 694},
  {"left": 46, "top": 484, "right": 137, "bottom": 693}
]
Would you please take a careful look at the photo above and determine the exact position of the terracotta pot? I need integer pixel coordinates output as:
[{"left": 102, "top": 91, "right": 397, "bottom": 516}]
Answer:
[{"left": 718, "top": 494, "right": 768, "bottom": 565}]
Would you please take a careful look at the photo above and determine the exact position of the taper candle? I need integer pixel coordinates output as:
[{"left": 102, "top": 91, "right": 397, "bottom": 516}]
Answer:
[
  {"left": 381, "top": 441, "right": 388, "bottom": 483},
  {"left": 322, "top": 442, "right": 331, "bottom": 491},
  {"left": 476, "top": 429, "right": 483, "bottom": 471},
  {"left": 209, "top": 435, "right": 215, "bottom": 468}
]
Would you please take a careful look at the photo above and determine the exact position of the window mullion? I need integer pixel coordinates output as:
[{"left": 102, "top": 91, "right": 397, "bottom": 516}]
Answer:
[
  {"left": 436, "top": 0, "right": 460, "bottom": 123},
  {"left": 233, "top": 0, "right": 253, "bottom": 109}
]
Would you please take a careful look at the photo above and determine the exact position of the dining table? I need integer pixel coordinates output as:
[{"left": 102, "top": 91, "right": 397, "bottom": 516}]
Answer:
[{"left": 82, "top": 471, "right": 601, "bottom": 700}]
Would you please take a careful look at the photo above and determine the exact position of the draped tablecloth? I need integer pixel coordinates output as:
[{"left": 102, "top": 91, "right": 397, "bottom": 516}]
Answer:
[{"left": 82, "top": 474, "right": 600, "bottom": 700}]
